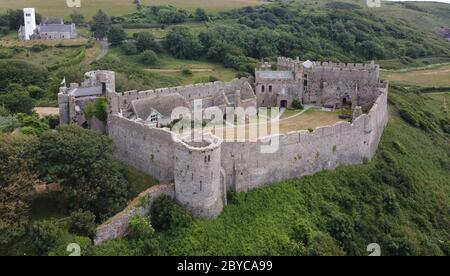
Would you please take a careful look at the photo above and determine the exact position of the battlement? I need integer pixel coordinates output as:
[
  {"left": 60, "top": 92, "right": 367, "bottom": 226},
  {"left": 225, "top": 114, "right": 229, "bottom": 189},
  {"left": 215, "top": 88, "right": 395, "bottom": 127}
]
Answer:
[{"left": 277, "top": 57, "right": 379, "bottom": 72}]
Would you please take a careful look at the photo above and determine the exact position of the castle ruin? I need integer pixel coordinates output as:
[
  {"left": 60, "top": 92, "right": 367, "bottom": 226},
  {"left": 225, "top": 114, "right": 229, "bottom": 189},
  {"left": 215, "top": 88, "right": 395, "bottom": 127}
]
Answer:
[{"left": 59, "top": 57, "right": 389, "bottom": 225}]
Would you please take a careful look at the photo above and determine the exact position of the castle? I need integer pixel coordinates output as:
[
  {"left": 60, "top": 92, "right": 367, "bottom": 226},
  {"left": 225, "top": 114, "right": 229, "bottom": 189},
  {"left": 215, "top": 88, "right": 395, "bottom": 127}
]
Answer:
[
  {"left": 19, "top": 8, "right": 77, "bottom": 41},
  {"left": 59, "top": 57, "right": 389, "bottom": 225}
]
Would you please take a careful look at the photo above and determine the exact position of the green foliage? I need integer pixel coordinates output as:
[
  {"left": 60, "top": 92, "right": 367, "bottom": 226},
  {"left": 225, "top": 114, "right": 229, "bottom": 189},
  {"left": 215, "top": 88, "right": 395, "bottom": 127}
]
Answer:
[
  {"left": 68, "top": 210, "right": 97, "bottom": 239},
  {"left": 107, "top": 25, "right": 127, "bottom": 46},
  {"left": 128, "top": 215, "right": 155, "bottom": 240},
  {"left": 0, "top": 84, "right": 34, "bottom": 114},
  {"left": 0, "top": 60, "right": 48, "bottom": 91},
  {"left": 91, "top": 10, "right": 111, "bottom": 39},
  {"left": 47, "top": 48, "right": 86, "bottom": 71},
  {"left": 165, "top": 27, "right": 201, "bottom": 59},
  {"left": 150, "top": 195, "right": 192, "bottom": 232},
  {"left": 139, "top": 50, "right": 158, "bottom": 65},
  {"left": 35, "top": 125, "right": 129, "bottom": 221},
  {"left": 121, "top": 42, "right": 139, "bottom": 55},
  {"left": 0, "top": 134, "right": 38, "bottom": 245},
  {"left": 0, "top": 115, "right": 19, "bottom": 133},
  {"left": 291, "top": 99, "right": 304, "bottom": 110},
  {"left": 83, "top": 98, "right": 108, "bottom": 123},
  {"left": 194, "top": 8, "right": 209, "bottom": 22},
  {"left": 134, "top": 32, "right": 162, "bottom": 53},
  {"left": 30, "top": 219, "right": 62, "bottom": 255},
  {"left": 16, "top": 113, "right": 50, "bottom": 136},
  {"left": 70, "top": 11, "right": 85, "bottom": 25}
]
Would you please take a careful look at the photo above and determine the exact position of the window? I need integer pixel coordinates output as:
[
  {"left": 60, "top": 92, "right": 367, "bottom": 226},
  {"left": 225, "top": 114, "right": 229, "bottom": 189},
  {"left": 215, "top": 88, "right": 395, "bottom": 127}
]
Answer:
[
  {"left": 261, "top": 85, "right": 265, "bottom": 93},
  {"left": 200, "top": 181, "right": 203, "bottom": 192},
  {"left": 150, "top": 114, "right": 158, "bottom": 122},
  {"left": 26, "top": 13, "right": 31, "bottom": 17},
  {"left": 208, "top": 155, "right": 211, "bottom": 162},
  {"left": 269, "top": 85, "right": 273, "bottom": 93}
]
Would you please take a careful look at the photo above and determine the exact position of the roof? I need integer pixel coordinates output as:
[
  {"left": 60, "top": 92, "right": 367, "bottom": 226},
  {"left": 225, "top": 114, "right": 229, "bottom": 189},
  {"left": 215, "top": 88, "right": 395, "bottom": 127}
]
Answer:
[
  {"left": 38, "top": 24, "right": 74, "bottom": 33},
  {"left": 257, "top": 71, "right": 293, "bottom": 80},
  {"left": 70, "top": 86, "right": 103, "bottom": 97},
  {"left": 132, "top": 93, "right": 191, "bottom": 120},
  {"left": 303, "top": 60, "right": 313, "bottom": 69}
]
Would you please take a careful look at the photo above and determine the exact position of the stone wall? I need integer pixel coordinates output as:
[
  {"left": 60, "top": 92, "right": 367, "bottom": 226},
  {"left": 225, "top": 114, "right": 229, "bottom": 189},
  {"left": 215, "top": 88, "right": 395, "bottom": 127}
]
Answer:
[
  {"left": 221, "top": 83, "right": 388, "bottom": 192},
  {"left": 94, "top": 184, "right": 175, "bottom": 245},
  {"left": 108, "top": 115, "right": 175, "bottom": 181},
  {"left": 173, "top": 134, "right": 225, "bottom": 218}
]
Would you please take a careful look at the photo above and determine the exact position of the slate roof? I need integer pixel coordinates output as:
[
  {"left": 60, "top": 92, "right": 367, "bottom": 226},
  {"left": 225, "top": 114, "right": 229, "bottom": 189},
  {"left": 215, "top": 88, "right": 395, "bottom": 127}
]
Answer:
[
  {"left": 39, "top": 24, "right": 73, "bottom": 33},
  {"left": 132, "top": 93, "right": 191, "bottom": 120},
  {"left": 70, "top": 86, "right": 103, "bottom": 97},
  {"left": 257, "top": 71, "right": 294, "bottom": 79}
]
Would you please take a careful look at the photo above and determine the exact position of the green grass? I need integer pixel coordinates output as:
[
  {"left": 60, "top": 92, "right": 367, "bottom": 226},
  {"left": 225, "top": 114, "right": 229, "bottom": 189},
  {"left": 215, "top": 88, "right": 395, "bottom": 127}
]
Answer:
[
  {"left": 0, "top": 0, "right": 267, "bottom": 19},
  {"left": 121, "top": 163, "right": 159, "bottom": 200},
  {"left": 107, "top": 47, "right": 237, "bottom": 86}
]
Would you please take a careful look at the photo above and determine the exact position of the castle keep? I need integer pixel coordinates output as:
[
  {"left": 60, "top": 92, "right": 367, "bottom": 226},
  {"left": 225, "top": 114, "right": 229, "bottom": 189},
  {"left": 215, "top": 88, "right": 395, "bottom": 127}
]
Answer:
[{"left": 59, "top": 57, "right": 389, "bottom": 227}]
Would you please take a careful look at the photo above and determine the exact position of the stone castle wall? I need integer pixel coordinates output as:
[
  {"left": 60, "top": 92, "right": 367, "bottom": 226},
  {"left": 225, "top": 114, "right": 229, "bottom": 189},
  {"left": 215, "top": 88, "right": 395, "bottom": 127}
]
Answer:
[
  {"left": 221, "top": 83, "right": 388, "bottom": 192},
  {"left": 108, "top": 82, "right": 388, "bottom": 194},
  {"left": 94, "top": 184, "right": 175, "bottom": 245},
  {"left": 107, "top": 78, "right": 252, "bottom": 115}
]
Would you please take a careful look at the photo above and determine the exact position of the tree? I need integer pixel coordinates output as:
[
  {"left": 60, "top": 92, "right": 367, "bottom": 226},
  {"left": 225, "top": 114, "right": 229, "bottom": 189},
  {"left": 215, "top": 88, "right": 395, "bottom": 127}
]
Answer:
[
  {"left": 128, "top": 215, "right": 155, "bottom": 240},
  {"left": 70, "top": 11, "right": 85, "bottom": 25},
  {"left": 35, "top": 125, "right": 129, "bottom": 221},
  {"left": 165, "top": 27, "right": 201, "bottom": 59},
  {"left": 107, "top": 25, "right": 127, "bottom": 46},
  {"left": 7, "top": 9, "right": 23, "bottom": 31},
  {"left": 0, "top": 134, "right": 40, "bottom": 244},
  {"left": 91, "top": 10, "right": 110, "bottom": 39},
  {"left": 30, "top": 219, "right": 62, "bottom": 255},
  {"left": 68, "top": 210, "right": 97, "bottom": 238},
  {"left": 139, "top": 50, "right": 158, "bottom": 65},
  {"left": 194, "top": 8, "right": 208, "bottom": 22},
  {"left": 121, "top": 42, "right": 138, "bottom": 55},
  {"left": 0, "top": 84, "right": 34, "bottom": 114},
  {"left": 134, "top": 32, "right": 161, "bottom": 53},
  {"left": 0, "top": 60, "right": 48, "bottom": 91}
]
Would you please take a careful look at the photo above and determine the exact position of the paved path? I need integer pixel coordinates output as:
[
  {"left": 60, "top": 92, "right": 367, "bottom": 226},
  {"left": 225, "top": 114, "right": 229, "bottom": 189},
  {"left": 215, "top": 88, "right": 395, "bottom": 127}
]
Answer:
[{"left": 88, "top": 40, "right": 109, "bottom": 65}]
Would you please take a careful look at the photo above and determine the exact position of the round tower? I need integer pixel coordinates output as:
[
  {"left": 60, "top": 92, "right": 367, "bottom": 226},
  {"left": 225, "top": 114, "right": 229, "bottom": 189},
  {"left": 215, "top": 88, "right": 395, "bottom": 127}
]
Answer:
[{"left": 172, "top": 133, "right": 225, "bottom": 218}]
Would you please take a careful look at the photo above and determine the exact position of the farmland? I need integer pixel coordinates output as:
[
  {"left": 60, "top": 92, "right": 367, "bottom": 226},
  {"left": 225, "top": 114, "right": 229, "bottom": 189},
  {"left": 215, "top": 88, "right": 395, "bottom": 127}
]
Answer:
[{"left": 0, "top": 0, "right": 267, "bottom": 19}]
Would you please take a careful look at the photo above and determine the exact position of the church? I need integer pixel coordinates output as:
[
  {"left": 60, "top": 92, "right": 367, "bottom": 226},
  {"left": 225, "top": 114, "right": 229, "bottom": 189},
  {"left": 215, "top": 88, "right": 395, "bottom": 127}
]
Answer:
[{"left": 18, "top": 8, "right": 77, "bottom": 41}]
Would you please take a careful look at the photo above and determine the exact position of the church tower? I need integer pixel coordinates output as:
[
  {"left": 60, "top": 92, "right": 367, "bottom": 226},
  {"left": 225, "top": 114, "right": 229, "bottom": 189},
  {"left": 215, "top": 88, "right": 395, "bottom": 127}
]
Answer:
[{"left": 23, "top": 8, "right": 36, "bottom": 40}]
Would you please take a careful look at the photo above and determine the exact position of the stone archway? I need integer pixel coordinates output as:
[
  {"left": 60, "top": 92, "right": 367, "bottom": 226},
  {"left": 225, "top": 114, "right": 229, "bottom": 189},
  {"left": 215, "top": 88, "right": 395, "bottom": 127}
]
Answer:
[{"left": 280, "top": 100, "right": 288, "bottom": 108}]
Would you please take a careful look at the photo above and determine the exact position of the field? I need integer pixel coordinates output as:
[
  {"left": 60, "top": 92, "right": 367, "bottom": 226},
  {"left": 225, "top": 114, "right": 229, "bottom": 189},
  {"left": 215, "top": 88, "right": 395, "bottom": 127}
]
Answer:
[
  {"left": 381, "top": 64, "right": 450, "bottom": 87},
  {"left": 0, "top": 0, "right": 266, "bottom": 19}
]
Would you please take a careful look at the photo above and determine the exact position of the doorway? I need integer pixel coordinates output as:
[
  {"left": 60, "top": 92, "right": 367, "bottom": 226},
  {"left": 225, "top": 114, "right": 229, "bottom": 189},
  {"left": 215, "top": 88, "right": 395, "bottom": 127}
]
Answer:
[{"left": 280, "top": 100, "right": 288, "bottom": 108}]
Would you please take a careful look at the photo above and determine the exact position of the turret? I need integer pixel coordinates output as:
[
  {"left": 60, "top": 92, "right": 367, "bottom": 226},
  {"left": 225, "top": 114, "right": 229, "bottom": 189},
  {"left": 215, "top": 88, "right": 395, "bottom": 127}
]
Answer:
[{"left": 173, "top": 133, "right": 225, "bottom": 218}]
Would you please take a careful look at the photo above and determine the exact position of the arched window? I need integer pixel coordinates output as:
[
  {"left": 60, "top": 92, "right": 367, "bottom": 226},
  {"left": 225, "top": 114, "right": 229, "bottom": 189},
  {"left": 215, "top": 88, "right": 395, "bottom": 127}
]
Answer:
[
  {"left": 269, "top": 85, "right": 273, "bottom": 93},
  {"left": 261, "top": 85, "right": 265, "bottom": 93}
]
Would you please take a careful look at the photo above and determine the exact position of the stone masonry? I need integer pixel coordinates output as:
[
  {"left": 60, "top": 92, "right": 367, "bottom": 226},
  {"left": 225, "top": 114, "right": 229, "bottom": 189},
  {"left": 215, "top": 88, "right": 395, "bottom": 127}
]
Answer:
[{"left": 59, "top": 57, "right": 389, "bottom": 224}]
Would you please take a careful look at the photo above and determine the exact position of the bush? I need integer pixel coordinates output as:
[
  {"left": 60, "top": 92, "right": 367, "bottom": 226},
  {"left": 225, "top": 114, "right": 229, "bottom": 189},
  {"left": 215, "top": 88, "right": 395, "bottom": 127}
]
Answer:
[
  {"left": 128, "top": 215, "right": 155, "bottom": 240},
  {"left": 139, "top": 50, "right": 158, "bottom": 65},
  {"left": 181, "top": 67, "right": 192, "bottom": 75},
  {"left": 0, "top": 115, "right": 19, "bottom": 133},
  {"left": 134, "top": 32, "right": 161, "bottom": 53},
  {"left": 150, "top": 195, "right": 192, "bottom": 232},
  {"left": 121, "top": 42, "right": 138, "bottom": 55},
  {"left": 68, "top": 210, "right": 97, "bottom": 239},
  {"left": 0, "top": 84, "right": 34, "bottom": 114},
  {"left": 30, "top": 219, "right": 62, "bottom": 255},
  {"left": 292, "top": 99, "right": 304, "bottom": 110},
  {"left": 83, "top": 98, "right": 108, "bottom": 123}
]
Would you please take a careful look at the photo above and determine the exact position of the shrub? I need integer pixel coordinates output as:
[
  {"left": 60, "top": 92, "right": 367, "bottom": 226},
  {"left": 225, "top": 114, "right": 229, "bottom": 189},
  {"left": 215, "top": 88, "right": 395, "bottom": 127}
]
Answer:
[
  {"left": 68, "top": 210, "right": 97, "bottom": 239},
  {"left": 122, "top": 42, "right": 138, "bottom": 55},
  {"left": 181, "top": 67, "right": 192, "bottom": 75},
  {"left": 83, "top": 98, "right": 108, "bottom": 123},
  {"left": 139, "top": 50, "right": 158, "bottom": 65},
  {"left": 128, "top": 215, "right": 155, "bottom": 240},
  {"left": 292, "top": 99, "right": 304, "bottom": 110},
  {"left": 0, "top": 115, "right": 19, "bottom": 133},
  {"left": 150, "top": 195, "right": 192, "bottom": 232},
  {"left": 30, "top": 219, "right": 62, "bottom": 255}
]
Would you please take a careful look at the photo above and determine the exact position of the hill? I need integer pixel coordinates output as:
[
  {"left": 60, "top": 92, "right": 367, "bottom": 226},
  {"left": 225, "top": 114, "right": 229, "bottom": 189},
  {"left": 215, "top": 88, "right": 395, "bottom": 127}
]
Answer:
[{"left": 0, "top": 0, "right": 267, "bottom": 19}]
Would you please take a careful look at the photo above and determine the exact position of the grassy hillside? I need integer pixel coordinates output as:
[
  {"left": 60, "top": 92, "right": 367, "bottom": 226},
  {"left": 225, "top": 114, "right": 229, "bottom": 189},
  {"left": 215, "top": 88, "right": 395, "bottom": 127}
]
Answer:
[
  {"left": 93, "top": 88, "right": 450, "bottom": 256},
  {"left": 0, "top": 0, "right": 266, "bottom": 19}
]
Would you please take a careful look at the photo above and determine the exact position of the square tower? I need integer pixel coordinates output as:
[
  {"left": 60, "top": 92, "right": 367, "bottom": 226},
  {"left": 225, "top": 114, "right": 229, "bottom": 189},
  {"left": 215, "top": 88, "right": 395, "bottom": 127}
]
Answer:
[{"left": 23, "top": 8, "right": 36, "bottom": 40}]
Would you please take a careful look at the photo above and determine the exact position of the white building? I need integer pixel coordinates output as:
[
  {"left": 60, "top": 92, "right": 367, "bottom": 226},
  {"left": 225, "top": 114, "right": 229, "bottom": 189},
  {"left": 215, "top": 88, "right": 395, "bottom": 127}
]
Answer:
[
  {"left": 23, "top": 8, "right": 36, "bottom": 40},
  {"left": 18, "top": 8, "right": 77, "bottom": 41}
]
